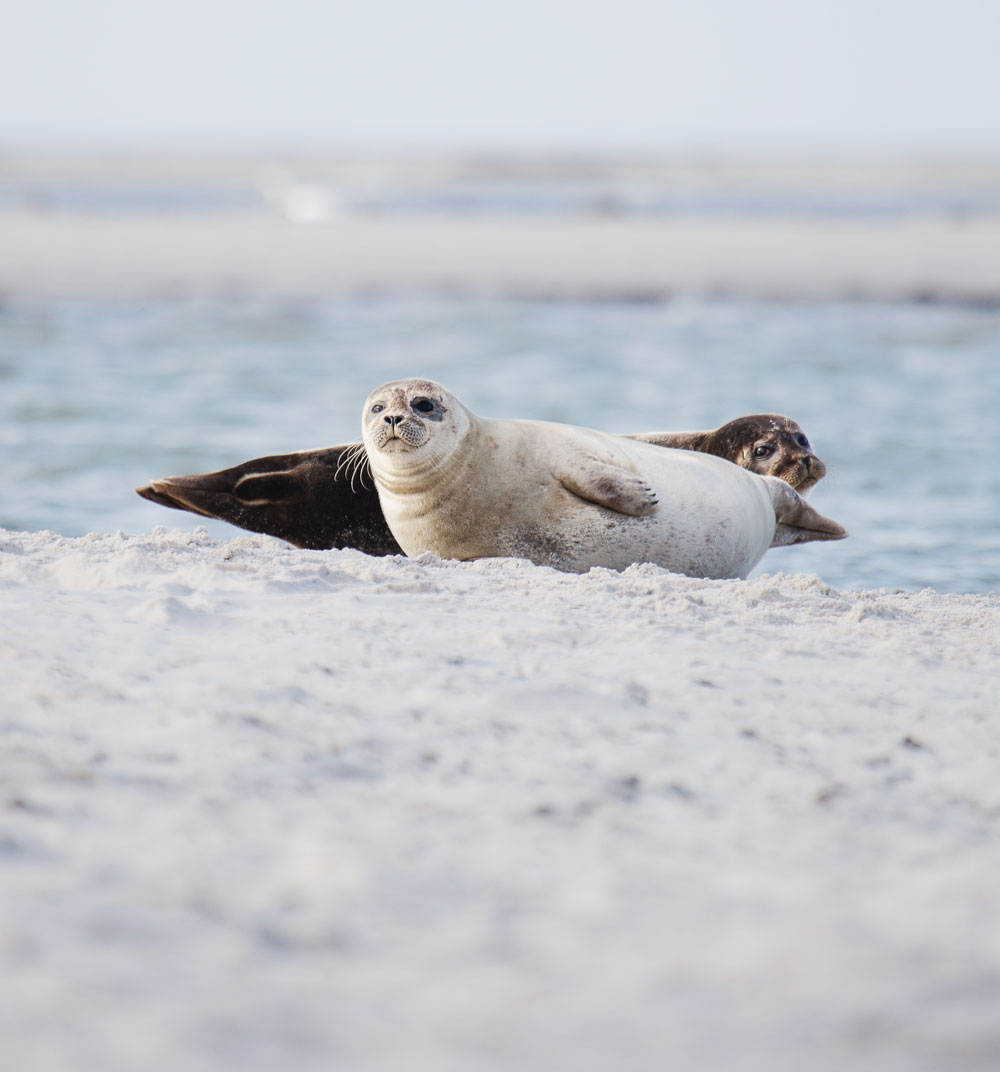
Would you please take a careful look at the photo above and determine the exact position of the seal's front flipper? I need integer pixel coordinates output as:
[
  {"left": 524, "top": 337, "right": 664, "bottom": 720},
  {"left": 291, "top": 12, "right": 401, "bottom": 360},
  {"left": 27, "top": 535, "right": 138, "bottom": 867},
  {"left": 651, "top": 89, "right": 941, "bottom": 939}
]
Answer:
[
  {"left": 556, "top": 456, "right": 659, "bottom": 517},
  {"left": 763, "top": 477, "right": 847, "bottom": 547}
]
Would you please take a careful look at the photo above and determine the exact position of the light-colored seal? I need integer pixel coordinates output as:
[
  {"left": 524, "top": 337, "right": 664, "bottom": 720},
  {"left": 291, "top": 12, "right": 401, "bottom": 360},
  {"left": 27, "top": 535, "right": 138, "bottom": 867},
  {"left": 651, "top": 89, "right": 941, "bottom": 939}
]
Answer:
[
  {"left": 136, "top": 415, "right": 828, "bottom": 551},
  {"left": 362, "top": 379, "right": 846, "bottom": 578}
]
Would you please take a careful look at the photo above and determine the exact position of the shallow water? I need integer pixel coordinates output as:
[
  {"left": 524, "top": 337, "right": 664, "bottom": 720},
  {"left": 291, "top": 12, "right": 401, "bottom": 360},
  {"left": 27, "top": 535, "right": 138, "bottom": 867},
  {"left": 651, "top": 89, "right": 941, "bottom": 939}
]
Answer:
[
  {"left": 2, "top": 298, "right": 998, "bottom": 594},
  {"left": 6, "top": 161, "right": 1000, "bottom": 220}
]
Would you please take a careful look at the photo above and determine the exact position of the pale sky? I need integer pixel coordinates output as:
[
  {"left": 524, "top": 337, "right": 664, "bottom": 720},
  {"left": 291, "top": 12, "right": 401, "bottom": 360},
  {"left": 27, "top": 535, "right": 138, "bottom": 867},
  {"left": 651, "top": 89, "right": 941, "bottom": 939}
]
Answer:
[{"left": 2, "top": 0, "right": 998, "bottom": 151}]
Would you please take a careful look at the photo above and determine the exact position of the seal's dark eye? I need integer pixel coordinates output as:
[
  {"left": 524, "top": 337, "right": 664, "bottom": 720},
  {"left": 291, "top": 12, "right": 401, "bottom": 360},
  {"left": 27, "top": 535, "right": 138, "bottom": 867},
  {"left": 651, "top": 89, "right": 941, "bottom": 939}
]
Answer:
[
  {"left": 371, "top": 403, "right": 385, "bottom": 414},
  {"left": 753, "top": 445, "right": 775, "bottom": 458},
  {"left": 411, "top": 398, "right": 435, "bottom": 414},
  {"left": 796, "top": 434, "right": 810, "bottom": 448}
]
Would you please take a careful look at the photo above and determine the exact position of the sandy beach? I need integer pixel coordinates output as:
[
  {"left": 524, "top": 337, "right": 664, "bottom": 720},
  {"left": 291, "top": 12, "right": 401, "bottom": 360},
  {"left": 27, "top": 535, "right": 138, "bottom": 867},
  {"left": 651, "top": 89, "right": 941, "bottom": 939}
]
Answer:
[{"left": 3, "top": 527, "right": 1000, "bottom": 1071}]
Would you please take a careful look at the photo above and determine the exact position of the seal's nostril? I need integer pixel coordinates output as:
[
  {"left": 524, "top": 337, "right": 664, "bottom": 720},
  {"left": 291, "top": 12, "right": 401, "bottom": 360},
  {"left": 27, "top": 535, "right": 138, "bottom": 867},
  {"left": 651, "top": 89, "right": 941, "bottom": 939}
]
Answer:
[{"left": 384, "top": 414, "right": 402, "bottom": 427}]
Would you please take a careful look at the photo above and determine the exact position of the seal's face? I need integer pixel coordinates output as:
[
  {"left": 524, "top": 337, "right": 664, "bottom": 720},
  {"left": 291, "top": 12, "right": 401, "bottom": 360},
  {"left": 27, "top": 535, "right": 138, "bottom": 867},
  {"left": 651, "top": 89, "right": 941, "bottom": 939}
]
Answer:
[
  {"left": 712, "top": 415, "right": 827, "bottom": 494},
  {"left": 362, "top": 379, "right": 470, "bottom": 477}
]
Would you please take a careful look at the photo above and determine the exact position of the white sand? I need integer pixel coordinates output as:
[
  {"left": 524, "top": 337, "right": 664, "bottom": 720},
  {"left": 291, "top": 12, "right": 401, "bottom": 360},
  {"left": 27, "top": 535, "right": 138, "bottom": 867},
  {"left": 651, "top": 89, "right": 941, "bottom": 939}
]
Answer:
[
  {"left": 3, "top": 527, "right": 1000, "bottom": 1071},
  {"left": 3, "top": 208, "right": 1000, "bottom": 301}
]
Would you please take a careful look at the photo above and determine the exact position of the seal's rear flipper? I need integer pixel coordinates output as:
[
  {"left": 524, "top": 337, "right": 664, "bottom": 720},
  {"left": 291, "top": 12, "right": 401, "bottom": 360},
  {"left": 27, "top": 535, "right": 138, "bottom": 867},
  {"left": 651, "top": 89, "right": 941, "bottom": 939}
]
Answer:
[
  {"left": 137, "top": 450, "right": 320, "bottom": 522},
  {"left": 136, "top": 445, "right": 401, "bottom": 554},
  {"left": 763, "top": 477, "right": 847, "bottom": 547},
  {"left": 136, "top": 483, "right": 192, "bottom": 512}
]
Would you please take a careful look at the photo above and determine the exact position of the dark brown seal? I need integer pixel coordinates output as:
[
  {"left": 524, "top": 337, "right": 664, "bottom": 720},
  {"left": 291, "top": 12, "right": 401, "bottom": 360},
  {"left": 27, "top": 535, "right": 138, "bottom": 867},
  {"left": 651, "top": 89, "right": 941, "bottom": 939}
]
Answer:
[
  {"left": 136, "top": 414, "right": 826, "bottom": 554},
  {"left": 137, "top": 445, "right": 402, "bottom": 554},
  {"left": 632, "top": 415, "right": 826, "bottom": 494}
]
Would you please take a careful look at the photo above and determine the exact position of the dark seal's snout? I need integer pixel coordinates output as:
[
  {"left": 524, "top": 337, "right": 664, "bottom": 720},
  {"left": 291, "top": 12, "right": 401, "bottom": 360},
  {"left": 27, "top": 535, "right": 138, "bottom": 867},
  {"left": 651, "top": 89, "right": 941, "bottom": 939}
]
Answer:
[{"left": 792, "top": 448, "right": 827, "bottom": 493}]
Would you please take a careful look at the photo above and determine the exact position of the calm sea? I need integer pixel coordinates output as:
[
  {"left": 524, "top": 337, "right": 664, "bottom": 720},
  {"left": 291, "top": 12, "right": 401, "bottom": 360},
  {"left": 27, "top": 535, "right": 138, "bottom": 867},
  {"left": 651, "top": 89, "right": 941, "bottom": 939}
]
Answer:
[{"left": 2, "top": 298, "right": 998, "bottom": 594}]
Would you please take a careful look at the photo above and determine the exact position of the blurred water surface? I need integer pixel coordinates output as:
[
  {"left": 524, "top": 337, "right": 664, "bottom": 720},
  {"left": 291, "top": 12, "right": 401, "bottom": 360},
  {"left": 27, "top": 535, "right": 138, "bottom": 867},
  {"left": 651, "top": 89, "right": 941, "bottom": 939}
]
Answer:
[
  {"left": 2, "top": 298, "right": 998, "bottom": 594},
  {"left": 5, "top": 156, "right": 1000, "bottom": 220}
]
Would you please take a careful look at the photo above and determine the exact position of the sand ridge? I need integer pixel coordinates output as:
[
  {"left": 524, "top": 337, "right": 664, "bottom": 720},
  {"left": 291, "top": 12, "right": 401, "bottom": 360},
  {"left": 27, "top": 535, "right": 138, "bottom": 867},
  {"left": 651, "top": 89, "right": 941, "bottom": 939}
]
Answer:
[{"left": 3, "top": 208, "right": 1000, "bottom": 302}]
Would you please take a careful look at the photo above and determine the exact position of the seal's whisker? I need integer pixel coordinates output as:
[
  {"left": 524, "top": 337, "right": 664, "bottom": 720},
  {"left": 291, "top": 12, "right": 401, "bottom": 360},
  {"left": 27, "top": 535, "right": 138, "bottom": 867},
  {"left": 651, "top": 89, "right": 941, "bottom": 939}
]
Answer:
[
  {"left": 334, "top": 442, "right": 366, "bottom": 491},
  {"left": 334, "top": 446, "right": 359, "bottom": 482},
  {"left": 349, "top": 446, "right": 372, "bottom": 493}
]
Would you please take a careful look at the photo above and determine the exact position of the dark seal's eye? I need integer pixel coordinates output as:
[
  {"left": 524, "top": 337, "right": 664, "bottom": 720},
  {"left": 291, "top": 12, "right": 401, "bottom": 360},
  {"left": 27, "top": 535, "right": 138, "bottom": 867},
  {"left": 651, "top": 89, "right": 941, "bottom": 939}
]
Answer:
[
  {"left": 753, "top": 444, "right": 775, "bottom": 458},
  {"left": 796, "top": 434, "right": 810, "bottom": 449},
  {"left": 371, "top": 403, "right": 385, "bottom": 414},
  {"left": 411, "top": 398, "right": 435, "bottom": 414}
]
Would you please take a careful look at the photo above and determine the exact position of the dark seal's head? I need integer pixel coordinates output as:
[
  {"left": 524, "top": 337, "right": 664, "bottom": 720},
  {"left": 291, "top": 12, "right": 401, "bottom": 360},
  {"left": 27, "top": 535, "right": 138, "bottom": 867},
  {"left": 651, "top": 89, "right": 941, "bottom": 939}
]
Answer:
[{"left": 702, "top": 414, "right": 827, "bottom": 494}]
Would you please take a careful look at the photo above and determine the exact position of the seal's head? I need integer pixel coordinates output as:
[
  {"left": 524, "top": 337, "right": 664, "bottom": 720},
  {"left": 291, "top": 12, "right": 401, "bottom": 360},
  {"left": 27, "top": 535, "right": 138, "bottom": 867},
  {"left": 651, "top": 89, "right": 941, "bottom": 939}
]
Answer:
[
  {"left": 362, "top": 379, "right": 471, "bottom": 480},
  {"left": 705, "top": 414, "right": 827, "bottom": 494}
]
